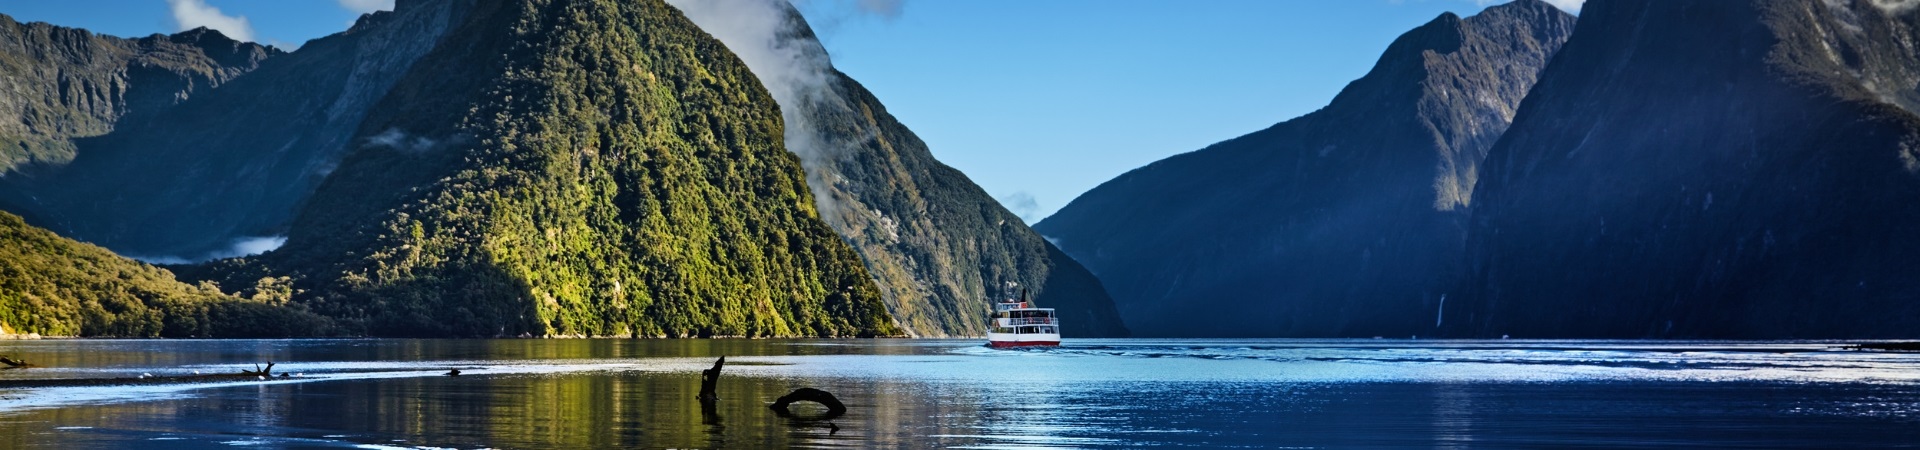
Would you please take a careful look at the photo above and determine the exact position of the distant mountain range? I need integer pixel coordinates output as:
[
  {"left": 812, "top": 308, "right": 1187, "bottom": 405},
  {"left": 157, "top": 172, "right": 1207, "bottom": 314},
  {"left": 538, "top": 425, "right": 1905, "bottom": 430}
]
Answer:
[
  {"left": 1042, "top": 0, "right": 1920, "bottom": 338},
  {"left": 1039, "top": 0, "right": 1575, "bottom": 337},
  {"left": 0, "top": 17, "right": 275, "bottom": 176},
  {"left": 0, "top": 0, "right": 1127, "bottom": 338},
  {"left": 0, "top": 0, "right": 469, "bottom": 260}
]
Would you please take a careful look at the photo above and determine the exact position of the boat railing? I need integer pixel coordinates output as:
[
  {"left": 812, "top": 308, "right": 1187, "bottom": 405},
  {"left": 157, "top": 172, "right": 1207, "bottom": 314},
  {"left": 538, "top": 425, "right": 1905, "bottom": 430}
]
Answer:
[{"left": 997, "top": 317, "right": 1056, "bottom": 326}]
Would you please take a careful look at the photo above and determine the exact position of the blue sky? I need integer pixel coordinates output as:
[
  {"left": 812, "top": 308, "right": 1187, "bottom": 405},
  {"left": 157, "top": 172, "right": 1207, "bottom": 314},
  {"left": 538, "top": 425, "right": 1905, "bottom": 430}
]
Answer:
[{"left": 0, "top": 0, "right": 1578, "bottom": 221}]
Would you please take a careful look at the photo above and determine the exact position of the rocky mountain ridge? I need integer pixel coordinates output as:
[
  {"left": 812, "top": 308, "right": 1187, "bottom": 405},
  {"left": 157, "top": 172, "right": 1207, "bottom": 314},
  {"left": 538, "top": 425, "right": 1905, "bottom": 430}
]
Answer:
[{"left": 1037, "top": 0, "right": 1575, "bottom": 337}]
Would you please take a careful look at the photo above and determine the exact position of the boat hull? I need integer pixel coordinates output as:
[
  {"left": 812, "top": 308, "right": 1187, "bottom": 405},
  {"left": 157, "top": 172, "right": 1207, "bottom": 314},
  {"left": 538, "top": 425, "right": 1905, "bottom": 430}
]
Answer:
[{"left": 986, "top": 331, "right": 1060, "bottom": 348}]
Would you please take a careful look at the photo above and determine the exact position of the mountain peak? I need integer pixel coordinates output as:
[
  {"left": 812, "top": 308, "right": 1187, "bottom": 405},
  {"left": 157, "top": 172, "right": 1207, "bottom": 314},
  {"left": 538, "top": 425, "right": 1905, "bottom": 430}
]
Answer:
[{"left": 1036, "top": 2, "right": 1575, "bottom": 337}]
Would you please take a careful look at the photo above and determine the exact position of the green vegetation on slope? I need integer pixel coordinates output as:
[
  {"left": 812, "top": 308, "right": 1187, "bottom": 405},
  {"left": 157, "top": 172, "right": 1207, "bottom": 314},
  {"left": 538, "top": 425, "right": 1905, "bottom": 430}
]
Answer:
[
  {"left": 668, "top": 1, "right": 1129, "bottom": 337},
  {"left": 803, "top": 72, "right": 1129, "bottom": 337},
  {"left": 0, "top": 211, "right": 329, "bottom": 337},
  {"left": 195, "top": 0, "right": 899, "bottom": 338}
]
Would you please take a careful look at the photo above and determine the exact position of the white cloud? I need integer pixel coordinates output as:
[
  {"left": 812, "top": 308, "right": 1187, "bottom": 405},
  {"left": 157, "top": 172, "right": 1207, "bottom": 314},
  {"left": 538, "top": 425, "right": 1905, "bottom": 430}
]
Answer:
[
  {"left": 337, "top": 0, "right": 396, "bottom": 14},
  {"left": 997, "top": 191, "right": 1042, "bottom": 223},
  {"left": 211, "top": 236, "right": 287, "bottom": 259},
  {"left": 167, "top": 0, "right": 255, "bottom": 42},
  {"left": 1539, "top": 0, "right": 1584, "bottom": 14},
  {"left": 126, "top": 235, "right": 287, "bottom": 265},
  {"left": 1871, "top": 0, "right": 1920, "bottom": 13}
]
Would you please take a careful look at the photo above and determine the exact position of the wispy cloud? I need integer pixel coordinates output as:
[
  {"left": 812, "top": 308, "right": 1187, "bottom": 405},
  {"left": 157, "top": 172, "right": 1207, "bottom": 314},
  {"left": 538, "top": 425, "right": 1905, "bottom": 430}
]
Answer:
[
  {"left": 998, "top": 191, "right": 1042, "bottom": 223},
  {"left": 854, "top": 0, "right": 905, "bottom": 18},
  {"left": 127, "top": 236, "right": 287, "bottom": 265},
  {"left": 1871, "top": 0, "right": 1920, "bottom": 13},
  {"left": 167, "top": 0, "right": 255, "bottom": 42},
  {"left": 337, "top": 0, "right": 396, "bottom": 14}
]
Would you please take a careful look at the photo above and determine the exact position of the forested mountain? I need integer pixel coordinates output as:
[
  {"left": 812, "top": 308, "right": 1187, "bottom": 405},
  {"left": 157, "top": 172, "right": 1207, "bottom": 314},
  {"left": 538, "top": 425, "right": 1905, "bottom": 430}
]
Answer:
[
  {"left": 0, "top": 15, "right": 273, "bottom": 174},
  {"left": 0, "top": 211, "right": 328, "bottom": 338},
  {"left": 1037, "top": 0, "right": 1574, "bottom": 337},
  {"left": 185, "top": 0, "right": 899, "bottom": 338},
  {"left": 1450, "top": 0, "right": 1920, "bottom": 338},
  {"left": 672, "top": 0, "right": 1128, "bottom": 337},
  {"left": 0, "top": 1, "right": 471, "bottom": 259}
]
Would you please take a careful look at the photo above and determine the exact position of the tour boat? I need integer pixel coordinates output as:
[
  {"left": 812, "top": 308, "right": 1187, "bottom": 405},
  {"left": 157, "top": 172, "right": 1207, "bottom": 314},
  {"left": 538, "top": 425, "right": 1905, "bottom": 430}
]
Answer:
[{"left": 986, "top": 294, "right": 1060, "bottom": 348}]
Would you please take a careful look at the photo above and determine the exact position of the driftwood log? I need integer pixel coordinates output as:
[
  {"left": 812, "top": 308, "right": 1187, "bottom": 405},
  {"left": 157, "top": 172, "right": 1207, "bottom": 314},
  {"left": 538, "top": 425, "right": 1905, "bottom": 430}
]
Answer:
[
  {"left": 239, "top": 362, "right": 276, "bottom": 377},
  {"left": 770, "top": 387, "right": 847, "bottom": 418},
  {"left": 698, "top": 356, "right": 725, "bottom": 401},
  {"left": 1, "top": 356, "right": 33, "bottom": 368}
]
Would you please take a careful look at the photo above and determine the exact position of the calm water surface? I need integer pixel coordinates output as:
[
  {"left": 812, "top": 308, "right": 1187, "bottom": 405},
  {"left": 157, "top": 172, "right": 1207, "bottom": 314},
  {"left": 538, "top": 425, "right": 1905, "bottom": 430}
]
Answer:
[{"left": 0, "top": 339, "right": 1916, "bottom": 448}]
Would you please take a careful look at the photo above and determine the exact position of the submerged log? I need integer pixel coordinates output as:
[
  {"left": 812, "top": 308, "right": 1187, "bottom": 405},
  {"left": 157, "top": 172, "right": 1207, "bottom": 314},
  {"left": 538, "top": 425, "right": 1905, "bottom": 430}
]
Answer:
[
  {"left": 698, "top": 356, "right": 725, "bottom": 401},
  {"left": 1, "top": 356, "right": 35, "bottom": 368},
  {"left": 770, "top": 387, "right": 847, "bottom": 418}
]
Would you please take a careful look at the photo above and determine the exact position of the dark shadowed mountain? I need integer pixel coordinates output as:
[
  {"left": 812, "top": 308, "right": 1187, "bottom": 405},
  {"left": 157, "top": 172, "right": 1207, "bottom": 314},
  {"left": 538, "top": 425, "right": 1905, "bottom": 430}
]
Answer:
[
  {"left": 671, "top": 0, "right": 1128, "bottom": 337},
  {"left": 0, "top": 1, "right": 471, "bottom": 259},
  {"left": 1450, "top": 0, "right": 1920, "bottom": 338},
  {"left": 0, "top": 16, "right": 274, "bottom": 174},
  {"left": 186, "top": 0, "right": 898, "bottom": 338},
  {"left": 1037, "top": 0, "right": 1574, "bottom": 337}
]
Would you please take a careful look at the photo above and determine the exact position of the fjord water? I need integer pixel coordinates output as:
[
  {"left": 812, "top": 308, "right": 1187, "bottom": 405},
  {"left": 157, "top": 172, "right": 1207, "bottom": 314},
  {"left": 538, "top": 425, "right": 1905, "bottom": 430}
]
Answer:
[{"left": 1, "top": 340, "right": 1916, "bottom": 449}]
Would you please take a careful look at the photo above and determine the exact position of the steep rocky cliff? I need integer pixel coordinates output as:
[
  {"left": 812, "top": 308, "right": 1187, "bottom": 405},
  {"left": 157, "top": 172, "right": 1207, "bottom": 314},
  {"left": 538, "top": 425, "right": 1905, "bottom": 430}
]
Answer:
[
  {"left": 0, "top": 15, "right": 273, "bottom": 174},
  {"left": 671, "top": 0, "right": 1129, "bottom": 337},
  {"left": 1038, "top": 0, "right": 1574, "bottom": 337},
  {"left": 0, "top": 1, "right": 468, "bottom": 258},
  {"left": 191, "top": 0, "right": 899, "bottom": 338},
  {"left": 1453, "top": 0, "right": 1920, "bottom": 338}
]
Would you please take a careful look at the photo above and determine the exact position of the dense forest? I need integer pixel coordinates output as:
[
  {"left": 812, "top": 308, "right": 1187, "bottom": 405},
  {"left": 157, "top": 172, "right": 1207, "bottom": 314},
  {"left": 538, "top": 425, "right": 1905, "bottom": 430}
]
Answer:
[
  {"left": 671, "top": 1, "right": 1129, "bottom": 337},
  {"left": 0, "top": 211, "right": 329, "bottom": 337},
  {"left": 184, "top": 0, "right": 900, "bottom": 338}
]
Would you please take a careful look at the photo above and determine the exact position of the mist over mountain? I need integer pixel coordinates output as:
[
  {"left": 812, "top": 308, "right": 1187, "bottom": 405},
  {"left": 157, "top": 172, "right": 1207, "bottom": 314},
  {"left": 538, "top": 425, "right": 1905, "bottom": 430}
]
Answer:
[
  {"left": 178, "top": 0, "right": 901, "bottom": 338},
  {"left": 0, "top": 210, "right": 328, "bottom": 338},
  {"left": 671, "top": 0, "right": 1128, "bottom": 337},
  {"left": 1451, "top": 0, "right": 1920, "bottom": 338},
  {"left": 1038, "top": 0, "right": 1574, "bottom": 337}
]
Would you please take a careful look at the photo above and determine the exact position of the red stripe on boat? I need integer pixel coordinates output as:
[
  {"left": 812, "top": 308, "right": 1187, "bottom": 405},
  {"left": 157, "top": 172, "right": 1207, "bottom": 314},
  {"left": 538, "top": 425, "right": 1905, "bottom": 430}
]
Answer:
[{"left": 987, "top": 340, "right": 1060, "bottom": 348}]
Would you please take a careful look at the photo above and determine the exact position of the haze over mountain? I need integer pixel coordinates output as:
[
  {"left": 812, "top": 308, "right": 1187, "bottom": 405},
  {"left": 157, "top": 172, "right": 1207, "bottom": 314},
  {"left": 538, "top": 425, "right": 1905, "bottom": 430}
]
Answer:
[
  {"left": 1038, "top": 0, "right": 1575, "bottom": 337},
  {"left": 671, "top": 0, "right": 1128, "bottom": 337},
  {"left": 1450, "top": 0, "right": 1920, "bottom": 338},
  {"left": 185, "top": 0, "right": 903, "bottom": 338},
  {"left": 0, "top": 0, "right": 1125, "bottom": 338},
  {"left": 0, "top": 1, "right": 470, "bottom": 260},
  {"left": 0, "top": 0, "right": 916, "bottom": 338}
]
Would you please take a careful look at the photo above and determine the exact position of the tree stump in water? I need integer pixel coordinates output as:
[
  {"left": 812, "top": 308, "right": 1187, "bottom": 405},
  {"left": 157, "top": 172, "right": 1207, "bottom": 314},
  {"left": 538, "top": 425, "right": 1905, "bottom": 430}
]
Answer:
[
  {"left": 698, "top": 356, "right": 725, "bottom": 401},
  {"left": 770, "top": 387, "right": 847, "bottom": 418}
]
